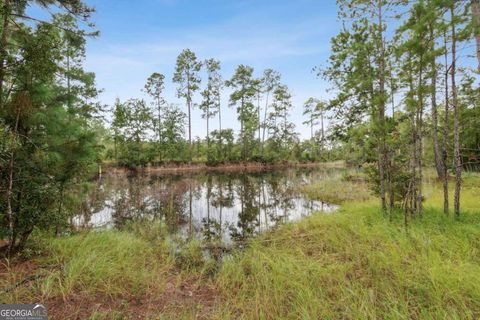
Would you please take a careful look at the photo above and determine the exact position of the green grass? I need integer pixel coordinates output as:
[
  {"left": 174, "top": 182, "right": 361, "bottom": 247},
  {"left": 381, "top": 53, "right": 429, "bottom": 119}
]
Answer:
[
  {"left": 424, "top": 171, "right": 480, "bottom": 214},
  {"left": 39, "top": 230, "right": 172, "bottom": 299},
  {"left": 298, "top": 175, "right": 372, "bottom": 204},
  {"left": 213, "top": 173, "right": 480, "bottom": 320}
]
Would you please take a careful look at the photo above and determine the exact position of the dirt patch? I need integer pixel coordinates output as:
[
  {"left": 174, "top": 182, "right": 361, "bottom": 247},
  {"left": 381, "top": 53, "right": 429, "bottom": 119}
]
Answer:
[
  {"left": 0, "top": 258, "right": 42, "bottom": 292},
  {"left": 46, "top": 276, "right": 218, "bottom": 320}
]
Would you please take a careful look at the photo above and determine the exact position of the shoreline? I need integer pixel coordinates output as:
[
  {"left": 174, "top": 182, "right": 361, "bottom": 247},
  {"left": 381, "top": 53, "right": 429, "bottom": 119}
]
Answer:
[{"left": 103, "top": 160, "right": 347, "bottom": 175}]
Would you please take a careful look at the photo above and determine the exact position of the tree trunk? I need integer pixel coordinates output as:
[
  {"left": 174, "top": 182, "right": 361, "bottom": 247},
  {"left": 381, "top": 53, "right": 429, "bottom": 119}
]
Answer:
[
  {"left": 406, "top": 54, "right": 418, "bottom": 218},
  {"left": 310, "top": 115, "right": 313, "bottom": 142},
  {"left": 241, "top": 93, "right": 245, "bottom": 161},
  {"left": 430, "top": 27, "right": 445, "bottom": 180},
  {"left": 257, "top": 93, "right": 261, "bottom": 149},
  {"left": 206, "top": 101, "right": 210, "bottom": 162},
  {"left": 261, "top": 91, "right": 270, "bottom": 156},
  {"left": 442, "top": 31, "right": 450, "bottom": 216},
  {"left": 451, "top": 7, "right": 462, "bottom": 217},
  {"left": 218, "top": 94, "right": 223, "bottom": 160},
  {"left": 55, "top": 184, "right": 65, "bottom": 236},
  {"left": 321, "top": 112, "right": 324, "bottom": 151},
  {"left": 157, "top": 98, "right": 162, "bottom": 162},
  {"left": 417, "top": 58, "right": 424, "bottom": 216},
  {"left": 6, "top": 105, "right": 21, "bottom": 257},
  {"left": 186, "top": 73, "right": 192, "bottom": 164},
  {"left": 188, "top": 96, "right": 192, "bottom": 164},
  {"left": 377, "top": 0, "right": 387, "bottom": 212}
]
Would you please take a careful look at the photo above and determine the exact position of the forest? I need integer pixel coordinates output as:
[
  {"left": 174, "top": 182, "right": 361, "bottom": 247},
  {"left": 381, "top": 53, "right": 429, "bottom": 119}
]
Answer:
[{"left": 0, "top": 0, "right": 479, "bottom": 319}]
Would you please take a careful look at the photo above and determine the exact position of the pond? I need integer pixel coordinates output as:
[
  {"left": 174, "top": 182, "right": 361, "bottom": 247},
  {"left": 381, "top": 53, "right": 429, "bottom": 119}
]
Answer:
[{"left": 73, "top": 168, "right": 339, "bottom": 244}]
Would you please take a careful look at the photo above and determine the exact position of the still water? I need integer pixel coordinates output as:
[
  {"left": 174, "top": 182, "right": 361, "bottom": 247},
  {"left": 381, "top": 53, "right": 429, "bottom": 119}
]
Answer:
[{"left": 74, "top": 168, "right": 339, "bottom": 244}]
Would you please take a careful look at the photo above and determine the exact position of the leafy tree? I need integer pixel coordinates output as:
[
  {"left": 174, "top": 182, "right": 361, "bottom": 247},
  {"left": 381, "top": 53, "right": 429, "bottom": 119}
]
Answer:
[
  {"left": 211, "top": 129, "right": 235, "bottom": 161},
  {"left": 161, "top": 103, "right": 187, "bottom": 161},
  {"left": 0, "top": 0, "right": 95, "bottom": 110},
  {"left": 113, "top": 99, "right": 153, "bottom": 167},
  {"left": 473, "top": 0, "right": 480, "bottom": 71},
  {"left": 303, "top": 97, "right": 321, "bottom": 140},
  {"left": 323, "top": 0, "right": 396, "bottom": 213},
  {"left": 303, "top": 97, "right": 328, "bottom": 160},
  {"left": 267, "top": 85, "right": 298, "bottom": 160}
]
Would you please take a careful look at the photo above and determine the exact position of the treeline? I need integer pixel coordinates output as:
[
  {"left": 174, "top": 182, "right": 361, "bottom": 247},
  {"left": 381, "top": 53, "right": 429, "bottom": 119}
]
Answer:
[
  {"left": 323, "top": 0, "right": 480, "bottom": 220},
  {"left": 108, "top": 51, "right": 330, "bottom": 167}
]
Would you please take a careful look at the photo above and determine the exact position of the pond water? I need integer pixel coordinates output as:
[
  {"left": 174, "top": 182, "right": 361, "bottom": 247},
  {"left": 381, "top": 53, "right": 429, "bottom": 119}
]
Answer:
[{"left": 74, "top": 168, "right": 339, "bottom": 244}]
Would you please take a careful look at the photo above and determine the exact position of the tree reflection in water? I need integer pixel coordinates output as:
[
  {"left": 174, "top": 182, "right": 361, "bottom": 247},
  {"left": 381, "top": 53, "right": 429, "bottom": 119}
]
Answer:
[{"left": 74, "top": 169, "right": 339, "bottom": 244}]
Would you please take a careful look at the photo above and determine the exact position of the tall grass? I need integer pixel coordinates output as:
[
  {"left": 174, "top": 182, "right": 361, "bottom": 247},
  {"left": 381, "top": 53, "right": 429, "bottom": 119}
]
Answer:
[
  {"left": 40, "top": 229, "right": 172, "bottom": 300},
  {"left": 298, "top": 176, "right": 372, "bottom": 204},
  {"left": 213, "top": 175, "right": 480, "bottom": 319}
]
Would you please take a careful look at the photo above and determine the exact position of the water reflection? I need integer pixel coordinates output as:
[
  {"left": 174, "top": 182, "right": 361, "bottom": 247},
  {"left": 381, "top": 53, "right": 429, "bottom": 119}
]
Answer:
[{"left": 74, "top": 169, "right": 338, "bottom": 244}]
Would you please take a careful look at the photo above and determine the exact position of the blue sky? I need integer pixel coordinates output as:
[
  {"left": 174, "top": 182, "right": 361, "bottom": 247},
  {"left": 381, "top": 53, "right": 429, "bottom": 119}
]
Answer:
[{"left": 81, "top": 0, "right": 340, "bottom": 139}]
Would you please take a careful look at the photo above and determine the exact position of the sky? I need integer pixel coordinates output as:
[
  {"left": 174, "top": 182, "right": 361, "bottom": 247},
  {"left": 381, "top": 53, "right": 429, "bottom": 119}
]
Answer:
[{"left": 79, "top": 0, "right": 340, "bottom": 139}]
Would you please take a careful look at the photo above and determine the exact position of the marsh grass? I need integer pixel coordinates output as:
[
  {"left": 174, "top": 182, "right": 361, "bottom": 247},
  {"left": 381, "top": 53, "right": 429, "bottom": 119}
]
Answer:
[{"left": 298, "top": 176, "right": 373, "bottom": 204}]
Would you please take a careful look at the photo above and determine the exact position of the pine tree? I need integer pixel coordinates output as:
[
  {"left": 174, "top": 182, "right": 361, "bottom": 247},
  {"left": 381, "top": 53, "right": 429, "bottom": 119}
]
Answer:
[
  {"left": 226, "top": 65, "right": 258, "bottom": 161},
  {"left": 199, "top": 58, "right": 222, "bottom": 162},
  {"left": 173, "top": 49, "right": 202, "bottom": 164},
  {"left": 144, "top": 72, "right": 166, "bottom": 162}
]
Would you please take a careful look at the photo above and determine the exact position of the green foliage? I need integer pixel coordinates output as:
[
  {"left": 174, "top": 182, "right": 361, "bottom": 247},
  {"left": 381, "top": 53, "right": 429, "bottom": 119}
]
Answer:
[
  {"left": 0, "top": 8, "right": 101, "bottom": 254},
  {"left": 160, "top": 104, "right": 188, "bottom": 162},
  {"left": 209, "top": 129, "right": 236, "bottom": 163},
  {"left": 266, "top": 84, "right": 298, "bottom": 160},
  {"left": 112, "top": 99, "right": 154, "bottom": 168}
]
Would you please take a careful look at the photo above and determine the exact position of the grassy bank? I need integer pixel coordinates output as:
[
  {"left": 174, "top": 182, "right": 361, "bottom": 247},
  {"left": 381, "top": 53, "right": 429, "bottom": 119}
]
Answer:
[
  {"left": 213, "top": 172, "right": 480, "bottom": 319},
  {"left": 1, "top": 172, "right": 480, "bottom": 319}
]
